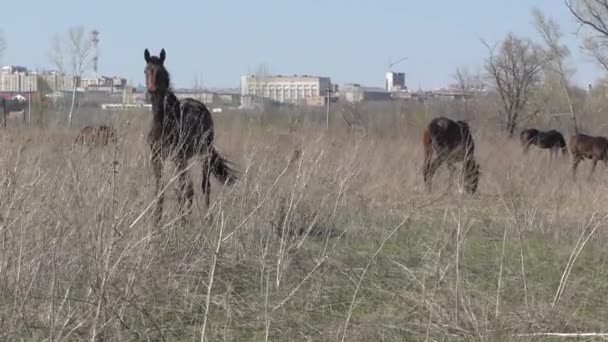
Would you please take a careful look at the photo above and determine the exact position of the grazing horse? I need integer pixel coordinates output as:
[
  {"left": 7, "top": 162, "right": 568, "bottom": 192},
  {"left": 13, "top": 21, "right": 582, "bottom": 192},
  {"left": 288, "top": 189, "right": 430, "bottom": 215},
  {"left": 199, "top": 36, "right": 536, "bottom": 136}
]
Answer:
[
  {"left": 74, "top": 125, "right": 118, "bottom": 146},
  {"left": 570, "top": 133, "right": 608, "bottom": 179},
  {"left": 520, "top": 128, "right": 567, "bottom": 156},
  {"left": 422, "top": 117, "right": 481, "bottom": 194},
  {"left": 144, "top": 48, "right": 238, "bottom": 225}
]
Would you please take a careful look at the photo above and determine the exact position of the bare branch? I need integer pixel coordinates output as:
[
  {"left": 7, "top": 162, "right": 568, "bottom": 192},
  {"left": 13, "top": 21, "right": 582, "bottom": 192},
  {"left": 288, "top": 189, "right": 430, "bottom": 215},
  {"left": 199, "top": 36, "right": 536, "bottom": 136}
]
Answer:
[
  {"left": 48, "top": 26, "right": 94, "bottom": 127},
  {"left": 534, "top": 7, "right": 579, "bottom": 133},
  {"left": 0, "top": 30, "right": 6, "bottom": 63},
  {"left": 484, "top": 33, "right": 544, "bottom": 136},
  {"left": 565, "top": 0, "right": 608, "bottom": 37},
  {"left": 48, "top": 33, "right": 65, "bottom": 74},
  {"left": 565, "top": 0, "right": 608, "bottom": 73}
]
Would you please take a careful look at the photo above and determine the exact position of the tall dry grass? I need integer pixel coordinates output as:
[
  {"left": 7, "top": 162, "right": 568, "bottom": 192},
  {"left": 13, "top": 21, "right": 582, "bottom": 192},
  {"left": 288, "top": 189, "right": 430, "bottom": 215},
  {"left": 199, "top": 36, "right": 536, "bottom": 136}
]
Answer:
[{"left": 1, "top": 106, "right": 608, "bottom": 341}]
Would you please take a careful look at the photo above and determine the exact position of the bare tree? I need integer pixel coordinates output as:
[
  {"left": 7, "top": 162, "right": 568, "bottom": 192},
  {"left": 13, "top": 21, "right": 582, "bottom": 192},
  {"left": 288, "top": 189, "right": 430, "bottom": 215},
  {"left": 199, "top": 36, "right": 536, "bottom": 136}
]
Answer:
[
  {"left": 0, "top": 29, "right": 6, "bottom": 63},
  {"left": 452, "top": 66, "right": 477, "bottom": 117},
  {"left": 49, "top": 26, "right": 94, "bottom": 127},
  {"left": 565, "top": 0, "right": 608, "bottom": 72},
  {"left": 338, "top": 100, "right": 368, "bottom": 134},
  {"left": 483, "top": 34, "right": 544, "bottom": 137},
  {"left": 533, "top": 8, "right": 579, "bottom": 133}
]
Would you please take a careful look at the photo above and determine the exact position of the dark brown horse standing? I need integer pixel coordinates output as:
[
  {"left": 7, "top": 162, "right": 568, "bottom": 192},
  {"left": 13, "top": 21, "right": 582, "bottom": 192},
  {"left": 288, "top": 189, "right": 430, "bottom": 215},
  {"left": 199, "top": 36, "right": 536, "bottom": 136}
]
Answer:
[
  {"left": 570, "top": 133, "right": 608, "bottom": 179},
  {"left": 520, "top": 128, "right": 567, "bottom": 157},
  {"left": 144, "top": 48, "right": 238, "bottom": 224},
  {"left": 422, "top": 117, "right": 480, "bottom": 194},
  {"left": 74, "top": 125, "right": 118, "bottom": 146}
]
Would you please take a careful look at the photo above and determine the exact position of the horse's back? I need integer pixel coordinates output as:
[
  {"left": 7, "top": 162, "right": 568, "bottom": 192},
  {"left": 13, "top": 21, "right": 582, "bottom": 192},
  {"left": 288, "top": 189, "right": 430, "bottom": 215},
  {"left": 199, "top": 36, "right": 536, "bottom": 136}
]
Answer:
[
  {"left": 570, "top": 133, "right": 608, "bottom": 158},
  {"left": 179, "top": 97, "right": 215, "bottom": 149},
  {"left": 538, "top": 129, "right": 565, "bottom": 148},
  {"left": 426, "top": 117, "right": 474, "bottom": 158},
  {"left": 181, "top": 98, "right": 210, "bottom": 115},
  {"left": 75, "top": 126, "right": 94, "bottom": 144},
  {"left": 180, "top": 98, "right": 213, "bottom": 126}
]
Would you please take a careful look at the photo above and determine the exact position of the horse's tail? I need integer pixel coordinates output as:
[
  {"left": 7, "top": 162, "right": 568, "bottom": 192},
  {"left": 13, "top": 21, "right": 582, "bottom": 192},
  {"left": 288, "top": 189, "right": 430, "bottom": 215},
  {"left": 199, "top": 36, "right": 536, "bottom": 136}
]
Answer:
[
  {"left": 422, "top": 128, "right": 433, "bottom": 182},
  {"left": 209, "top": 146, "right": 239, "bottom": 186}
]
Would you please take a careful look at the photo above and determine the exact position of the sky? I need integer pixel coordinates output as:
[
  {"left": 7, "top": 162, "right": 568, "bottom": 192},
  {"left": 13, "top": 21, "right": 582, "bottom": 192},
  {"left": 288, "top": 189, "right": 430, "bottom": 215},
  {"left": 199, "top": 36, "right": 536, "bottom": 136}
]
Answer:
[{"left": 0, "top": 0, "right": 602, "bottom": 90}]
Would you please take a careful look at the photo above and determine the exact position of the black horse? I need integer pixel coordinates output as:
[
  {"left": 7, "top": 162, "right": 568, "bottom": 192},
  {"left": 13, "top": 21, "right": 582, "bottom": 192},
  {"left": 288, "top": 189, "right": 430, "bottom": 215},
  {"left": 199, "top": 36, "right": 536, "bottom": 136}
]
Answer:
[
  {"left": 144, "top": 48, "right": 238, "bottom": 225},
  {"left": 422, "top": 117, "right": 481, "bottom": 194},
  {"left": 520, "top": 128, "right": 567, "bottom": 157}
]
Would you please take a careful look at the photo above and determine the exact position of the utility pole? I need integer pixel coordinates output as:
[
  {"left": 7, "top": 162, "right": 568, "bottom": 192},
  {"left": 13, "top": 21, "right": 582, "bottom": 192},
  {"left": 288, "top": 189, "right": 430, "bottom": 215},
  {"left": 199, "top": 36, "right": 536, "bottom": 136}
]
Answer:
[
  {"left": 28, "top": 83, "right": 32, "bottom": 126},
  {"left": 325, "top": 86, "right": 332, "bottom": 130},
  {"left": 1, "top": 98, "right": 6, "bottom": 128}
]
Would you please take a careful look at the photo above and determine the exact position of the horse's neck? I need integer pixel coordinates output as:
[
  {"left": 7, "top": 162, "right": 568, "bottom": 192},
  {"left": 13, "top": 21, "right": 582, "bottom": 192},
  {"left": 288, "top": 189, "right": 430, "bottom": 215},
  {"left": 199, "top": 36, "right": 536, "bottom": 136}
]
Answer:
[{"left": 150, "top": 91, "right": 179, "bottom": 122}]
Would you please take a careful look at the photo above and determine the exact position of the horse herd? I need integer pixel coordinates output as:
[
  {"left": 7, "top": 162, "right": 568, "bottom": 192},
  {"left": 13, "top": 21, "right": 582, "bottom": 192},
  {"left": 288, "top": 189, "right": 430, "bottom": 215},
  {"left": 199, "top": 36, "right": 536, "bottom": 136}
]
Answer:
[
  {"left": 71, "top": 48, "right": 608, "bottom": 224},
  {"left": 422, "top": 117, "right": 608, "bottom": 194}
]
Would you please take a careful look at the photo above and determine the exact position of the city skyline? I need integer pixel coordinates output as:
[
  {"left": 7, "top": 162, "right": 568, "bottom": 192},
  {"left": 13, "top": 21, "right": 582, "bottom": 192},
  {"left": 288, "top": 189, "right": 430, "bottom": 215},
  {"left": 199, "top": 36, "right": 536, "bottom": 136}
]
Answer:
[{"left": 0, "top": 0, "right": 603, "bottom": 90}]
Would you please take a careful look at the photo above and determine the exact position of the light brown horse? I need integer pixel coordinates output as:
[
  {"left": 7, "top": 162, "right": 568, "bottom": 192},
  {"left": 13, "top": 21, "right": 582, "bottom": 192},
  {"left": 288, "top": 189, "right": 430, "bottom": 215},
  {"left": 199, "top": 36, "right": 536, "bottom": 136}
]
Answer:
[
  {"left": 74, "top": 125, "right": 117, "bottom": 146},
  {"left": 570, "top": 133, "right": 608, "bottom": 179},
  {"left": 422, "top": 117, "right": 480, "bottom": 194}
]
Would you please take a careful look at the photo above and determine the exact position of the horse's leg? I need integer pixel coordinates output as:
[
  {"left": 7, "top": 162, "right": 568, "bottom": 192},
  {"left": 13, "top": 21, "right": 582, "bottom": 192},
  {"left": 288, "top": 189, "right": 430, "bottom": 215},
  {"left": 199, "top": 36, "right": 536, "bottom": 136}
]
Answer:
[
  {"left": 175, "top": 156, "right": 194, "bottom": 222},
  {"left": 151, "top": 152, "right": 164, "bottom": 226},
  {"left": 571, "top": 155, "right": 582, "bottom": 180},
  {"left": 425, "top": 154, "right": 445, "bottom": 192},
  {"left": 422, "top": 145, "right": 433, "bottom": 190},
  {"left": 447, "top": 162, "right": 456, "bottom": 191},
  {"left": 589, "top": 158, "right": 599, "bottom": 181},
  {"left": 201, "top": 148, "right": 211, "bottom": 208},
  {"left": 423, "top": 158, "right": 433, "bottom": 192}
]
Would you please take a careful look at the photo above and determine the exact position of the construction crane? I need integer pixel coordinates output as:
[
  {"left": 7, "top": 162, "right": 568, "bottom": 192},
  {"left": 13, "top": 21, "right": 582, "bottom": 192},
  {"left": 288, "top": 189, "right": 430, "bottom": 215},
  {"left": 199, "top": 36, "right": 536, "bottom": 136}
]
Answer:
[{"left": 387, "top": 56, "right": 408, "bottom": 72}]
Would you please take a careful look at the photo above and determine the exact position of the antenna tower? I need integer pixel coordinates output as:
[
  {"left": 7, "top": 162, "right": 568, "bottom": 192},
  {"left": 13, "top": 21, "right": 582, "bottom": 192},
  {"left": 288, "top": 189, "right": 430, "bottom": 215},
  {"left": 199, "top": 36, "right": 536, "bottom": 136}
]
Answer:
[{"left": 92, "top": 30, "right": 100, "bottom": 74}]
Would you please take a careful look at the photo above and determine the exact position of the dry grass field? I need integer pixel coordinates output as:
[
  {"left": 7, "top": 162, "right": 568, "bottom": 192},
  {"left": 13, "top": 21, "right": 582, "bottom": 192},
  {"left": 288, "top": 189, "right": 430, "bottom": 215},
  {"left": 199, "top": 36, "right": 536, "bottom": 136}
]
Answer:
[{"left": 1, "top": 106, "right": 608, "bottom": 341}]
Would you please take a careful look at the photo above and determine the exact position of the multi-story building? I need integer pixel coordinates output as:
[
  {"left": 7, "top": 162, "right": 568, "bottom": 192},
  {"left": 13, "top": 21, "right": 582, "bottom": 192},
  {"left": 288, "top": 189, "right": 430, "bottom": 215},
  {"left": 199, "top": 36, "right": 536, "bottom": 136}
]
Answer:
[
  {"left": 81, "top": 75, "right": 127, "bottom": 90},
  {"left": 240, "top": 74, "right": 332, "bottom": 105},
  {"left": 0, "top": 65, "right": 28, "bottom": 75},
  {"left": 340, "top": 84, "right": 392, "bottom": 103},
  {"left": 385, "top": 72, "right": 407, "bottom": 92},
  {"left": 0, "top": 74, "right": 21, "bottom": 91},
  {"left": 0, "top": 67, "right": 79, "bottom": 93}
]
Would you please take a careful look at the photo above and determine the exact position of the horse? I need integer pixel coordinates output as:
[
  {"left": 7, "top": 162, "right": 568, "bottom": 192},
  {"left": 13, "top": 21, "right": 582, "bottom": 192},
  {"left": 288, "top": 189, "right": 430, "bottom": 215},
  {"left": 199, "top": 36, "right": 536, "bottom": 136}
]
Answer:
[
  {"left": 144, "top": 48, "right": 238, "bottom": 225},
  {"left": 520, "top": 128, "right": 567, "bottom": 157},
  {"left": 74, "top": 125, "right": 118, "bottom": 146},
  {"left": 422, "top": 117, "right": 481, "bottom": 194},
  {"left": 570, "top": 133, "right": 608, "bottom": 180}
]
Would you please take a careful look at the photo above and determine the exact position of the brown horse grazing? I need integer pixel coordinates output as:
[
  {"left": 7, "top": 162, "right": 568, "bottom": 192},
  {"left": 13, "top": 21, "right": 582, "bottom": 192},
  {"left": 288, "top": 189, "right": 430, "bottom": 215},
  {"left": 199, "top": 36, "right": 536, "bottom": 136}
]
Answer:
[
  {"left": 422, "top": 117, "right": 481, "bottom": 194},
  {"left": 520, "top": 128, "right": 567, "bottom": 157},
  {"left": 74, "top": 125, "right": 117, "bottom": 146},
  {"left": 144, "top": 48, "right": 238, "bottom": 225},
  {"left": 570, "top": 133, "right": 608, "bottom": 179}
]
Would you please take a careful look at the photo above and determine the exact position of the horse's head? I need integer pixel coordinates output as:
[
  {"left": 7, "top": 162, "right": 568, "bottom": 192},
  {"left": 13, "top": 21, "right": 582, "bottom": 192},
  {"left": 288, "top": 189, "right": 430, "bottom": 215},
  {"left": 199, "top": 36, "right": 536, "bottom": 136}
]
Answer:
[
  {"left": 464, "top": 159, "right": 480, "bottom": 194},
  {"left": 144, "top": 48, "right": 170, "bottom": 93}
]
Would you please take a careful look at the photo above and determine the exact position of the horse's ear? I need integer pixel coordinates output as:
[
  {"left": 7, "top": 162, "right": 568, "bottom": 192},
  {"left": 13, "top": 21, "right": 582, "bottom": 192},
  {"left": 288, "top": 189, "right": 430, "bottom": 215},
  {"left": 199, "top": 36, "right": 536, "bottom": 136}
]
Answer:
[
  {"left": 144, "top": 49, "right": 151, "bottom": 63},
  {"left": 159, "top": 49, "right": 166, "bottom": 64}
]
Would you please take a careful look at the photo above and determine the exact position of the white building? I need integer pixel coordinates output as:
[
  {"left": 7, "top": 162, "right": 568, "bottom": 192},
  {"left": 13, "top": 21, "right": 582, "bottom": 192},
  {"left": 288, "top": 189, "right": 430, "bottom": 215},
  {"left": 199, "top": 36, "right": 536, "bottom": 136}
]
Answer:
[
  {"left": 240, "top": 74, "right": 332, "bottom": 105},
  {"left": 385, "top": 72, "right": 406, "bottom": 92},
  {"left": 0, "top": 66, "right": 79, "bottom": 92}
]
